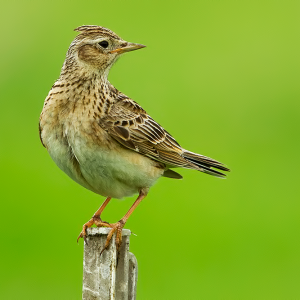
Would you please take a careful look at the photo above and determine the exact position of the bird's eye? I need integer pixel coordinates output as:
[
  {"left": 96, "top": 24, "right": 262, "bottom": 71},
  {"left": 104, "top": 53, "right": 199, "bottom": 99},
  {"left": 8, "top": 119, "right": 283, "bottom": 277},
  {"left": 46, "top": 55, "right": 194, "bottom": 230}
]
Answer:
[{"left": 99, "top": 41, "right": 109, "bottom": 48}]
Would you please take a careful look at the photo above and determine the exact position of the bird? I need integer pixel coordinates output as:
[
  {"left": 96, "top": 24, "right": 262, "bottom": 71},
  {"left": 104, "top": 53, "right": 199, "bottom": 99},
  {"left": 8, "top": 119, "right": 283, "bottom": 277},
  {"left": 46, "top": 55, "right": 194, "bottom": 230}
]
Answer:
[{"left": 39, "top": 25, "right": 230, "bottom": 252}]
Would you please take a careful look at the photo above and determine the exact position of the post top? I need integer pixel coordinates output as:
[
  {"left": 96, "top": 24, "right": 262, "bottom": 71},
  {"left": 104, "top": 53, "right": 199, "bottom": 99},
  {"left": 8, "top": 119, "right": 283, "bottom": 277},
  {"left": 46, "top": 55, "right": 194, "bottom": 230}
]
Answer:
[{"left": 86, "top": 227, "right": 132, "bottom": 236}]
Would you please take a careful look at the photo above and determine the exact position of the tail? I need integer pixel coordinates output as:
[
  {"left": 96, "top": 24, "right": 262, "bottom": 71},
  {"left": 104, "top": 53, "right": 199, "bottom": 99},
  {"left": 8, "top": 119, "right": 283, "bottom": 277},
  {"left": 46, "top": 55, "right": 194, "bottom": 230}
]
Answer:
[{"left": 182, "top": 150, "right": 230, "bottom": 178}]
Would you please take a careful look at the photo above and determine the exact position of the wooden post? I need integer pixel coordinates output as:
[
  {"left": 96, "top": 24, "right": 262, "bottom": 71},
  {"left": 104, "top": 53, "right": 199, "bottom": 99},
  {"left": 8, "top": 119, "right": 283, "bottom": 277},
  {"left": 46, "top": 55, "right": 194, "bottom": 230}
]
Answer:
[{"left": 82, "top": 227, "right": 138, "bottom": 300}]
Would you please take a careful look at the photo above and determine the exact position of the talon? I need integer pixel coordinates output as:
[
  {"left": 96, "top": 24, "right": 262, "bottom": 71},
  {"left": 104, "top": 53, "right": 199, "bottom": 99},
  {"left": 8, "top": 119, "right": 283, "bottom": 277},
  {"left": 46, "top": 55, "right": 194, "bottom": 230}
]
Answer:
[
  {"left": 77, "top": 234, "right": 81, "bottom": 244},
  {"left": 77, "top": 216, "right": 112, "bottom": 244},
  {"left": 83, "top": 235, "right": 88, "bottom": 245},
  {"left": 77, "top": 230, "right": 85, "bottom": 243},
  {"left": 99, "top": 220, "right": 125, "bottom": 256}
]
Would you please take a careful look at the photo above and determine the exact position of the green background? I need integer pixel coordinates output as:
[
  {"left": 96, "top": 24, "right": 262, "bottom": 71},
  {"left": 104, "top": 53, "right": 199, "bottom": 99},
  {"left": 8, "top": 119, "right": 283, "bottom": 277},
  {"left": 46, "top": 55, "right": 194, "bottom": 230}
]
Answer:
[{"left": 1, "top": 0, "right": 299, "bottom": 299}]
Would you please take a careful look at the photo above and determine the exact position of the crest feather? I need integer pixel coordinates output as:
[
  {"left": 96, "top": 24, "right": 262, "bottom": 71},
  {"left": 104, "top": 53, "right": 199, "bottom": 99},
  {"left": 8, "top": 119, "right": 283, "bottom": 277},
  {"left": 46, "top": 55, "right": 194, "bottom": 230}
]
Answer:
[
  {"left": 74, "top": 25, "right": 103, "bottom": 32},
  {"left": 74, "top": 25, "right": 121, "bottom": 39}
]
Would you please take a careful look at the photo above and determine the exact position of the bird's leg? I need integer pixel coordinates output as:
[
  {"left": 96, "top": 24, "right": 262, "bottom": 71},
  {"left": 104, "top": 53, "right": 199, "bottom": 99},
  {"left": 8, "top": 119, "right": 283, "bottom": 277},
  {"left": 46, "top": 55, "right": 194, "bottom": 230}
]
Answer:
[
  {"left": 100, "top": 190, "right": 147, "bottom": 255},
  {"left": 77, "top": 196, "right": 112, "bottom": 244}
]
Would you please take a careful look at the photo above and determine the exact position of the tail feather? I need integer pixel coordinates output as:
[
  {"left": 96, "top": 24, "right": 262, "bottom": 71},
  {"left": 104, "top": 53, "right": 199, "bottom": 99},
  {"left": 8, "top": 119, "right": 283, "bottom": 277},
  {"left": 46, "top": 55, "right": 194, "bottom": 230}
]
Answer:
[{"left": 182, "top": 150, "right": 230, "bottom": 178}]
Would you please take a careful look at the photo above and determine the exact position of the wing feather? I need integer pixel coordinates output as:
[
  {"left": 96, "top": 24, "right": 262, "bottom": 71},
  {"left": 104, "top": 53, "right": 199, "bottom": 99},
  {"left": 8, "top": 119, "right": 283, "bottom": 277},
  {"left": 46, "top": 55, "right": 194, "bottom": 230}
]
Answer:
[{"left": 100, "top": 99, "right": 229, "bottom": 177}]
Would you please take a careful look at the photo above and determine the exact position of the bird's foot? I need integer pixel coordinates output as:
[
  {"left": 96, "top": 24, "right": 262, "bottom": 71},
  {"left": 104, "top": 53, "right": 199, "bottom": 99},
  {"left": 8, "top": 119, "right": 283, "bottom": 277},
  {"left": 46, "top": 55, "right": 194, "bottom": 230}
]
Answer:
[
  {"left": 100, "top": 220, "right": 126, "bottom": 255},
  {"left": 77, "top": 215, "right": 111, "bottom": 244}
]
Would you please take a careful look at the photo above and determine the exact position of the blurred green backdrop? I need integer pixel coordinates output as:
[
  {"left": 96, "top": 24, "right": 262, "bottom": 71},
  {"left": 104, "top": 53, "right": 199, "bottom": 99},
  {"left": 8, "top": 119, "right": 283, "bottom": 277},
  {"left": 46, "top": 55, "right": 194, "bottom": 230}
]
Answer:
[{"left": 1, "top": 0, "right": 299, "bottom": 299}]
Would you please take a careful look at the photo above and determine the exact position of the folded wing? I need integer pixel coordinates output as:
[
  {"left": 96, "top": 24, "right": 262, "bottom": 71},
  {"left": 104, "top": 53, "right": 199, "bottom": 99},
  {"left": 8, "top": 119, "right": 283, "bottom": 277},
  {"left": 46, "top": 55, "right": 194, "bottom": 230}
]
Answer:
[{"left": 100, "top": 98, "right": 229, "bottom": 178}]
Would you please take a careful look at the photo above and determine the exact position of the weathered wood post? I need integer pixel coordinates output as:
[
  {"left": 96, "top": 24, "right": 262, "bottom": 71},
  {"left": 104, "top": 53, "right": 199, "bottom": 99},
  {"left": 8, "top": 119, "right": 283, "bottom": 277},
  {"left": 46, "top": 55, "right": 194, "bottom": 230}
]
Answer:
[{"left": 82, "top": 227, "right": 138, "bottom": 300}]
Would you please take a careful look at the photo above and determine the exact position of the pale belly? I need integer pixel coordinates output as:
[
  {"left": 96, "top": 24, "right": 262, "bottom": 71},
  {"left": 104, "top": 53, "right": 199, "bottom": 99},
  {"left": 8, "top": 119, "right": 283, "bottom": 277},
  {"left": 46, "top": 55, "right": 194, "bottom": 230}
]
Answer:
[{"left": 47, "top": 131, "right": 164, "bottom": 199}]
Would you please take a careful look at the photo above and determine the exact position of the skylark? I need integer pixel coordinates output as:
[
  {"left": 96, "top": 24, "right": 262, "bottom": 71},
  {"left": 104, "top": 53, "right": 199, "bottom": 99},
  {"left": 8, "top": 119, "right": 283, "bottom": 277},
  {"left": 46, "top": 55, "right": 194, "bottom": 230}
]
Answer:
[{"left": 39, "top": 25, "right": 229, "bottom": 252}]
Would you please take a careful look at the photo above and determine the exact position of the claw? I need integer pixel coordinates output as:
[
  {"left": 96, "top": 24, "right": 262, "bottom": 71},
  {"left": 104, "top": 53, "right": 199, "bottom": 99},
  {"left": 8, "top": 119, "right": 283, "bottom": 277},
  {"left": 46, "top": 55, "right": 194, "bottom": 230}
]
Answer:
[
  {"left": 99, "top": 220, "right": 125, "bottom": 256},
  {"left": 83, "top": 235, "right": 88, "bottom": 245},
  {"left": 77, "top": 233, "right": 83, "bottom": 243},
  {"left": 77, "top": 215, "right": 112, "bottom": 245},
  {"left": 77, "top": 231, "right": 88, "bottom": 245}
]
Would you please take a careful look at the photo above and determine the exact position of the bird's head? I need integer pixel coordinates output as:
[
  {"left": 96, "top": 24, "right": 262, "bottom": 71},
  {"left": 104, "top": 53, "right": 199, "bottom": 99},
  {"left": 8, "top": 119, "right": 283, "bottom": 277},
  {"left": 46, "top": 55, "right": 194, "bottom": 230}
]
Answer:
[{"left": 64, "top": 25, "right": 145, "bottom": 76}]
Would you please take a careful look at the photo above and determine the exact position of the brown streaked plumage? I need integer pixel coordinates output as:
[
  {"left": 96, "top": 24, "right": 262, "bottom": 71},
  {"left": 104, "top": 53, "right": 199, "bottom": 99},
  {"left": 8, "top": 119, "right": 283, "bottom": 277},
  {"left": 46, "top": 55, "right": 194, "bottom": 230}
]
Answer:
[{"left": 39, "top": 25, "right": 229, "bottom": 252}]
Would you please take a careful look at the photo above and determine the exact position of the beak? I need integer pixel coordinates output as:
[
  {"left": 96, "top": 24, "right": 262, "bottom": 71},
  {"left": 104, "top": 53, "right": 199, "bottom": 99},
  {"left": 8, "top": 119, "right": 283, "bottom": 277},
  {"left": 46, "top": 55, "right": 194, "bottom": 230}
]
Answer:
[{"left": 109, "top": 42, "right": 146, "bottom": 54}]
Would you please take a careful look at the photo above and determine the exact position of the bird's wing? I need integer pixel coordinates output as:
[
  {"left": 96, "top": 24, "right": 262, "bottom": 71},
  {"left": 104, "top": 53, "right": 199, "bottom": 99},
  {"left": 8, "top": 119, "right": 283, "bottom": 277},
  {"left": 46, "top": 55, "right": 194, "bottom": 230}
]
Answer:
[
  {"left": 100, "top": 99, "right": 186, "bottom": 166},
  {"left": 100, "top": 98, "right": 229, "bottom": 177}
]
